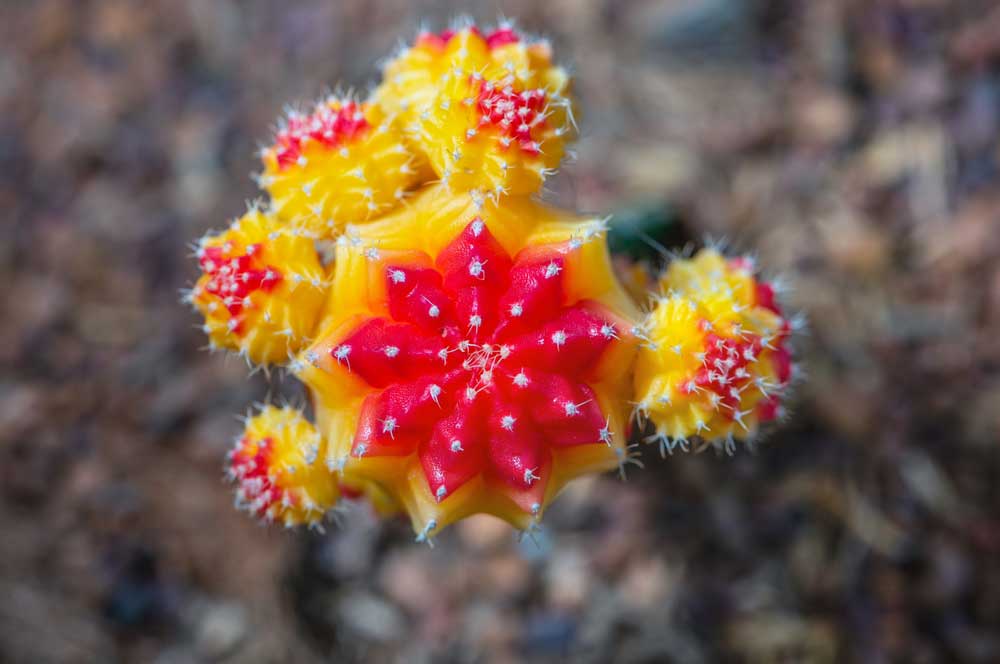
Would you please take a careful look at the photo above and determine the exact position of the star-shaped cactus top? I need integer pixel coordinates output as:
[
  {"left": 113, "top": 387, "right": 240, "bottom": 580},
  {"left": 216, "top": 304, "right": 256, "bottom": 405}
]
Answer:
[{"left": 294, "top": 185, "right": 638, "bottom": 537}]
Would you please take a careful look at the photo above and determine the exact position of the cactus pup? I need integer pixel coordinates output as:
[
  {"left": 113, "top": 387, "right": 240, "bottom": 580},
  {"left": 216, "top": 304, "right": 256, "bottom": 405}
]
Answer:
[{"left": 634, "top": 249, "right": 796, "bottom": 454}]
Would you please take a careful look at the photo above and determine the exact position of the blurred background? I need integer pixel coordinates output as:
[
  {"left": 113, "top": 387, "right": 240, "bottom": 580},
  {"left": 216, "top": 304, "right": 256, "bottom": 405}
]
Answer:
[{"left": 2, "top": 0, "right": 999, "bottom": 662}]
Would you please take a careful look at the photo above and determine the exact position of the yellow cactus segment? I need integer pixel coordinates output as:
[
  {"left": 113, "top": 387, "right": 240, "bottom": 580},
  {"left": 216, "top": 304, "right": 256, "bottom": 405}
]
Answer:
[
  {"left": 191, "top": 208, "right": 327, "bottom": 365},
  {"left": 293, "top": 184, "right": 638, "bottom": 539},
  {"left": 378, "top": 25, "right": 571, "bottom": 124},
  {"left": 260, "top": 98, "right": 420, "bottom": 237},
  {"left": 633, "top": 249, "right": 794, "bottom": 451},
  {"left": 376, "top": 25, "right": 575, "bottom": 198},
  {"left": 227, "top": 405, "right": 339, "bottom": 528}
]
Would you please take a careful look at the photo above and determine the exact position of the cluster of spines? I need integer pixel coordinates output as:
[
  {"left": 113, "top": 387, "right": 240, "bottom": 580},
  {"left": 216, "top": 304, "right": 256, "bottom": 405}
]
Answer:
[{"left": 633, "top": 248, "right": 797, "bottom": 455}]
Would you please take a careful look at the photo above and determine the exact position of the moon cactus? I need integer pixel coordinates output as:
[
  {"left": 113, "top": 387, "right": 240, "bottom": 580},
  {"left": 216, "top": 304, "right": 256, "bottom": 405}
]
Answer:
[{"left": 187, "top": 20, "right": 800, "bottom": 541}]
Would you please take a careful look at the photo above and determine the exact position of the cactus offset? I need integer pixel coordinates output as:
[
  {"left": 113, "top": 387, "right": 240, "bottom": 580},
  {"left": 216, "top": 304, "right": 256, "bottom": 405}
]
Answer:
[
  {"left": 633, "top": 249, "right": 795, "bottom": 454},
  {"left": 228, "top": 405, "right": 399, "bottom": 526},
  {"left": 377, "top": 25, "right": 574, "bottom": 198},
  {"left": 260, "top": 98, "right": 420, "bottom": 237},
  {"left": 190, "top": 208, "right": 327, "bottom": 364},
  {"left": 187, "top": 20, "right": 802, "bottom": 539},
  {"left": 228, "top": 405, "right": 340, "bottom": 528}
]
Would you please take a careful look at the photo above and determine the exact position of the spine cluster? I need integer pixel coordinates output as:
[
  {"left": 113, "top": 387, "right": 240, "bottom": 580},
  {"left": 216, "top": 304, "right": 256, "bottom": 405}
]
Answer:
[{"left": 186, "top": 20, "right": 800, "bottom": 540}]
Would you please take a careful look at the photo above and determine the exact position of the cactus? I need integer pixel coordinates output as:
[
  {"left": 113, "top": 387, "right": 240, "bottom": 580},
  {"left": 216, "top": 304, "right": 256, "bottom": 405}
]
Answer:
[
  {"left": 228, "top": 405, "right": 341, "bottom": 528},
  {"left": 293, "top": 186, "right": 637, "bottom": 537},
  {"left": 188, "top": 20, "right": 800, "bottom": 539},
  {"left": 190, "top": 208, "right": 328, "bottom": 365},
  {"left": 376, "top": 24, "right": 574, "bottom": 198},
  {"left": 228, "top": 405, "right": 398, "bottom": 527},
  {"left": 633, "top": 249, "right": 795, "bottom": 454},
  {"left": 259, "top": 97, "right": 420, "bottom": 238}
]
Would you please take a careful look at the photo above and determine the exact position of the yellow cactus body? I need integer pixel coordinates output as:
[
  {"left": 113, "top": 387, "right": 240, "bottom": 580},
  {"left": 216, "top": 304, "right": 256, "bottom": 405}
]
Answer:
[
  {"left": 633, "top": 249, "right": 794, "bottom": 450},
  {"left": 376, "top": 26, "right": 574, "bottom": 197},
  {"left": 260, "top": 99, "right": 419, "bottom": 237},
  {"left": 228, "top": 405, "right": 399, "bottom": 526},
  {"left": 294, "top": 184, "right": 638, "bottom": 539},
  {"left": 228, "top": 405, "right": 340, "bottom": 527},
  {"left": 191, "top": 209, "right": 327, "bottom": 364}
]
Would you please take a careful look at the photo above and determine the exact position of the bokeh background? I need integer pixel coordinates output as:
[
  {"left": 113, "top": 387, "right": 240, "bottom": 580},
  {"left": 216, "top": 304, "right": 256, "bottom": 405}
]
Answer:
[{"left": 3, "top": 1, "right": 1000, "bottom": 662}]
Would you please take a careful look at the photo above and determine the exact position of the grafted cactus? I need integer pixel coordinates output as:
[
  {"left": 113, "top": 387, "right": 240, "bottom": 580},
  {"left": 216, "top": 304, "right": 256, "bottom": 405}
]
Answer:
[{"left": 187, "top": 20, "right": 800, "bottom": 539}]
